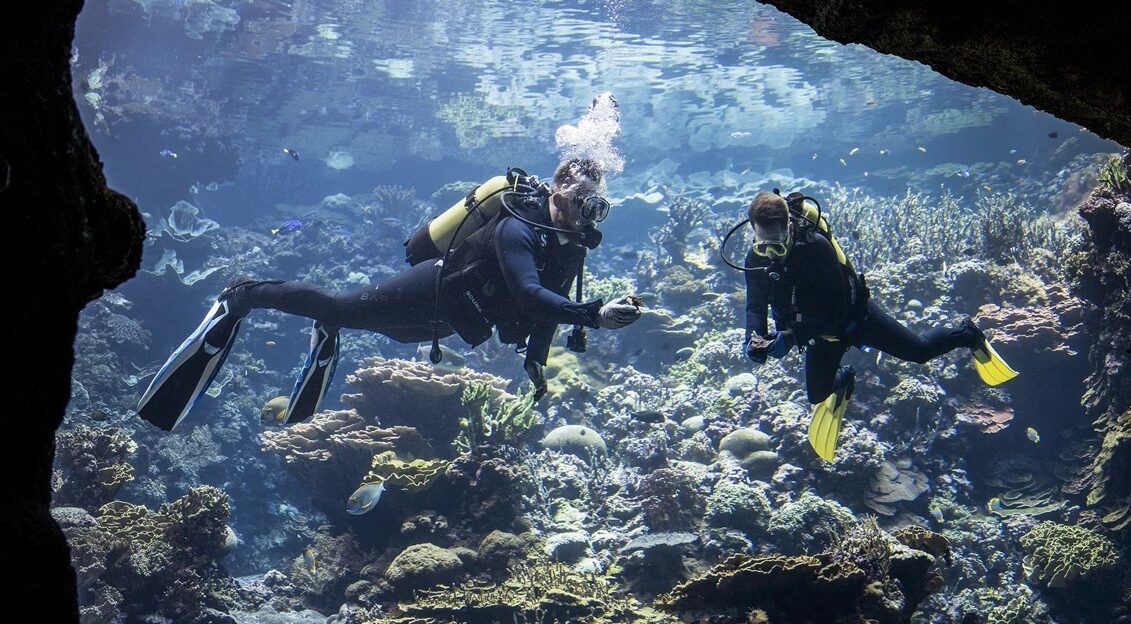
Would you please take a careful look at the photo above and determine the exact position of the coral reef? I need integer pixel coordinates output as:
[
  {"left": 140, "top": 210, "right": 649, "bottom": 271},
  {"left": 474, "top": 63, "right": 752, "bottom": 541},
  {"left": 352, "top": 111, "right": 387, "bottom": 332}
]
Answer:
[
  {"left": 1019, "top": 521, "right": 1119, "bottom": 588},
  {"left": 455, "top": 382, "right": 538, "bottom": 455},
  {"left": 54, "top": 425, "right": 137, "bottom": 509}
]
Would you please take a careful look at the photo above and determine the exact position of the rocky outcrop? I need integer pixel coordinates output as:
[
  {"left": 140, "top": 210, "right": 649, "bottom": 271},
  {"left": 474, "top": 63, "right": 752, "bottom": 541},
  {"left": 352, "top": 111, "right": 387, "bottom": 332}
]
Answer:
[
  {"left": 763, "top": 1, "right": 1131, "bottom": 148},
  {"left": 1, "top": 2, "right": 145, "bottom": 622}
]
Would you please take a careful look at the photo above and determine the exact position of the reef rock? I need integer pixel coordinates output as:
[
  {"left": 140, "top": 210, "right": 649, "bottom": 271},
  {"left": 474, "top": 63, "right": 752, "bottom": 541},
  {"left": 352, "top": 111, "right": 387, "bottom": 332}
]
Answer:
[
  {"left": 384, "top": 543, "right": 464, "bottom": 594},
  {"left": 540, "top": 424, "right": 607, "bottom": 458},
  {"left": 718, "top": 427, "right": 779, "bottom": 478}
]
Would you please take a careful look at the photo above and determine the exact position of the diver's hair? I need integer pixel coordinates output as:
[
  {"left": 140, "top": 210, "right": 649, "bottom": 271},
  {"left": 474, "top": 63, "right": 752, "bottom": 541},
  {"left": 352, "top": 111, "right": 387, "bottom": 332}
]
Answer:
[
  {"left": 748, "top": 191, "right": 789, "bottom": 228},
  {"left": 560, "top": 178, "right": 600, "bottom": 203},
  {"left": 554, "top": 158, "right": 603, "bottom": 188}
]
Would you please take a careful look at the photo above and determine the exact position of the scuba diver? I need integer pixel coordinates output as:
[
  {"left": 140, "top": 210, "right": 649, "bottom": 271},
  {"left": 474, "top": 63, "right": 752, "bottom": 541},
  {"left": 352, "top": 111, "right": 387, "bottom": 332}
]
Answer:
[
  {"left": 137, "top": 158, "right": 642, "bottom": 431},
  {"left": 729, "top": 190, "right": 1018, "bottom": 460}
]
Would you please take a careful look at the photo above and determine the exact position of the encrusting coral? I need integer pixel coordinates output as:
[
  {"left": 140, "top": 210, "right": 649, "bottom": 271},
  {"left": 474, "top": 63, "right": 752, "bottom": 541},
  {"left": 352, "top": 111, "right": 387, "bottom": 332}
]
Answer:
[{"left": 54, "top": 425, "right": 137, "bottom": 509}]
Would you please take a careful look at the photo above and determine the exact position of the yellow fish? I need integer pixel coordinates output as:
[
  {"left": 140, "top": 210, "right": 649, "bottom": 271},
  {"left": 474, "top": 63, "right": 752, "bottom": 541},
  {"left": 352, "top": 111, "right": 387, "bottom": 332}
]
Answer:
[
  {"left": 986, "top": 497, "right": 1004, "bottom": 514},
  {"left": 303, "top": 547, "right": 317, "bottom": 573},
  {"left": 929, "top": 505, "right": 944, "bottom": 523},
  {"left": 1026, "top": 427, "right": 1040, "bottom": 444},
  {"left": 260, "top": 396, "right": 290, "bottom": 424}
]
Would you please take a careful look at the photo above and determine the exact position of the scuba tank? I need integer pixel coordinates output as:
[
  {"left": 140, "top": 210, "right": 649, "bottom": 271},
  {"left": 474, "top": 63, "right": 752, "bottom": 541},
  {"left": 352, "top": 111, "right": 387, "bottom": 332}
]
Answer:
[{"left": 405, "top": 168, "right": 546, "bottom": 266}]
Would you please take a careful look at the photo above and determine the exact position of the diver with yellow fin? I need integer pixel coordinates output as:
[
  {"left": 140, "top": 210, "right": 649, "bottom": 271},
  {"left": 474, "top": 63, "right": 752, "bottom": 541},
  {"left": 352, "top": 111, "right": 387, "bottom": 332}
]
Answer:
[
  {"left": 723, "top": 190, "right": 1018, "bottom": 461},
  {"left": 137, "top": 158, "right": 642, "bottom": 431}
]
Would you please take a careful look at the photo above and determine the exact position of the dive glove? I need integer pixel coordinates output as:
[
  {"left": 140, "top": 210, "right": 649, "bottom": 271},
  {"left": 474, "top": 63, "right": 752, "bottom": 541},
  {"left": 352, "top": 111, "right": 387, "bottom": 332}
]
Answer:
[
  {"left": 746, "top": 335, "right": 768, "bottom": 364},
  {"left": 524, "top": 359, "right": 548, "bottom": 401},
  {"left": 767, "top": 330, "right": 796, "bottom": 359},
  {"left": 598, "top": 296, "right": 641, "bottom": 329}
]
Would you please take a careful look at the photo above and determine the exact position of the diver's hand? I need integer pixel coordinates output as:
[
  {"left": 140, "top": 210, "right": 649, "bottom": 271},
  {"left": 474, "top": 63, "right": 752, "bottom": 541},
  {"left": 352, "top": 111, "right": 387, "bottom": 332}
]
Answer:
[
  {"left": 598, "top": 296, "right": 641, "bottom": 329},
  {"left": 524, "top": 359, "right": 547, "bottom": 401},
  {"left": 766, "top": 330, "right": 796, "bottom": 359},
  {"left": 746, "top": 335, "right": 768, "bottom": 364}
]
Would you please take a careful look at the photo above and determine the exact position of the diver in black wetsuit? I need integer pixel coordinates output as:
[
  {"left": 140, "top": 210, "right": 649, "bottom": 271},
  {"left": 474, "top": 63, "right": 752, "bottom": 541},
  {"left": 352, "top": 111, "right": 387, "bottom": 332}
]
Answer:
[
  {"left": 137, "top": 160, "right": 642, "bottom": 431},
  {"left": 739, "top": 190, "right": 1017, "bottom": 459}
]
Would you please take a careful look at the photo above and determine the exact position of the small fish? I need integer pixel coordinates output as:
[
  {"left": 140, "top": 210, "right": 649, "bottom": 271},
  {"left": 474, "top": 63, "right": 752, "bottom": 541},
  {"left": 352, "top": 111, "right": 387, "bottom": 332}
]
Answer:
[
  {"left": 265, "top": 340, "right": 276, "bottom": 346},
  {"left": 739, "top": 168, "right": 750, "bottom": 175},
  {"left": 863, "top": 171, "right": 869, "bottom": 177},
  {"left": 380, "top": 217, "right": 404, "bottom": 227},
  {"left": 1047, "top": 131, "right": 1058, "bottom": 139},
  {"left": 729, "top": 131, "right": 751, "bottom": 139},
  {"left": 957, "top": 169, "right": 971, "bottom": 178},
  {"left": 811, "top": 153, "right": 818, "bottom": 160},
  {"left": 865, "top": 99, "right": 876, "bottom": 106},
  {"left": 1009, "top": 148, "right": 1018, "bottom": 154},
  {"left": 282, "top": 147, "right": 300, "bottom": 161},
  {"left": 633, "top": 410, "right": 667, "bottom": 424},
  {"left": 1015, "top": 159, "right": 1028, "bottom": 166},
  {"left": 917, "top": 146, "right": 927, "bottom": 153},
  {"left": 929, "top": 505, "right": 944, "bottom": 523},
  {"left": 303, "top": 547, "right": 317, "bottom": 572},
  {"left": 272, "top": 218, "right": 303, "bottom": 236},
  {"left": 878, "top": 149, "right": 888, "bottom": 155},
  {"left": 848, "top": 147, "right": 859, "bottom": 156},
  {"left": 260, "top": 396, "right": 290, "bottom": 424},
  {"left": 838, "top": 158, "right": 847, "bottom": 167},
  {"left": 347, "top": 481, "right": 386, "bottom": 515},
  {"left": 1026, "top": 427, "right": 1040, "bottom": 444},
  {"left": 159, "top": 149, "right": 178, "bottom": 159},
  {"left": 982, "top": 184, "right": 993, "bottom": 192},
  {"left": 986, "top": 497, "right": 1004, "bottom": 514}
]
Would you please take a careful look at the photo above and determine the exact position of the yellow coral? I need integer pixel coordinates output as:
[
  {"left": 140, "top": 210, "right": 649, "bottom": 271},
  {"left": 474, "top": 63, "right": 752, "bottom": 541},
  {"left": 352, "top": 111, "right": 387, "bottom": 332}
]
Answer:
[{"left": 1020, "top": 521, "right": 1119, "bottom": 587}]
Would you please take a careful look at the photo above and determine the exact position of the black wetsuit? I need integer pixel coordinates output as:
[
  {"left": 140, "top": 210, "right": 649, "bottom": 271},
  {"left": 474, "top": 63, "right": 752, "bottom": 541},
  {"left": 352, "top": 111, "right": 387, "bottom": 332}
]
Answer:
[
  {"left": 744, "top": 226, "right": 978, "bottom": 404},
  {"left": 228, "top": 198, "right": 602, "bottom": 366}
]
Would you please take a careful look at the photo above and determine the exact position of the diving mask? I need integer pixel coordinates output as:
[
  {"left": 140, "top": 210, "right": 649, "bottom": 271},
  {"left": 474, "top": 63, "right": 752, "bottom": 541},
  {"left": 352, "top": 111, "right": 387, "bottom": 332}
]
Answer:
[
  {"left": 575, "top": 194, "right": 611, "bottom": 223},
  {"left": 751, "top": 227, "right": 792, "bottom": 258}
]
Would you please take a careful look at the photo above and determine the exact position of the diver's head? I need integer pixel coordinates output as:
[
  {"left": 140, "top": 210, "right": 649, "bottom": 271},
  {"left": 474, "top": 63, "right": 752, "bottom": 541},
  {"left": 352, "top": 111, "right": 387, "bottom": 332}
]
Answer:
[
  {"left": 551, "top": 178, "right": 610, "bottom": 232},
  {"left": 554, "top": 157, "right": 603, "bottom": 189},
  {"left": 748, "top": 191, "right": 792, "bottom": 258}
]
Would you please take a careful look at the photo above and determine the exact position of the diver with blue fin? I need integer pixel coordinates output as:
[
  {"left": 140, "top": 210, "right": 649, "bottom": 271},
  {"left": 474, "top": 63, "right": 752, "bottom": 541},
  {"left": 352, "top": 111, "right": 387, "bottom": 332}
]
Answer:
[
  {"left": 137, "top": 158, "right": 642, "bottom": 431},
  {"left": 723, "top": 190, "right": 1018, "bottom": 461}
]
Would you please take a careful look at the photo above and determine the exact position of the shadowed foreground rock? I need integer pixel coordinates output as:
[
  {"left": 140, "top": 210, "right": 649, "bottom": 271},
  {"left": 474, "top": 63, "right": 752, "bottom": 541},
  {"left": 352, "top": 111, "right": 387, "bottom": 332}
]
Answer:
[
  {"left": 0, "top": 1, "right": 144, "bottom": 621},
  {"left": 764, "top": 1, "right": 1131, "bottom": 148}
]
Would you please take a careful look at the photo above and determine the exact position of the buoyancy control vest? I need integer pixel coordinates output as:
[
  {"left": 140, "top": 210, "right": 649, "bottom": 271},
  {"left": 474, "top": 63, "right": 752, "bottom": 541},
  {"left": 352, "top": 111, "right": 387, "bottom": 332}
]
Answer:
[{"left": 408, "top": 168, "right": 597, "bottom": 363}]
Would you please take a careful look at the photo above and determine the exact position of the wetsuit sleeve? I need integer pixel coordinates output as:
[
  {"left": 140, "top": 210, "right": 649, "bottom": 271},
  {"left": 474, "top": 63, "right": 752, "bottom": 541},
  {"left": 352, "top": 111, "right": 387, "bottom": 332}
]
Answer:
[
  {"left": 744, "top": 249, "right": 770, "bottom": 342},
  {"left": 495, "top": 218, "right": 602, "bottom": 328},
  {"left": 792, "top": 235, "right": 848, "bottom": 344}
]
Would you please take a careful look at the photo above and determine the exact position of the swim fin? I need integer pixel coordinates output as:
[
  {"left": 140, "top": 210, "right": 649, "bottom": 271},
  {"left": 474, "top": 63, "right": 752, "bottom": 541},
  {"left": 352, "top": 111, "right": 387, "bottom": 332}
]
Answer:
[
  {"left": 808, "top": 367, "right": 855, "bottom": 461},
  {"left": 283, "top": 321, "right": 340, "bottom": 424},
  {"left": 967, "top": 320, "right": 1019, "bottom": 386},
  {"left": 137, "top": 299, "right": 243, "bottom": 431}
]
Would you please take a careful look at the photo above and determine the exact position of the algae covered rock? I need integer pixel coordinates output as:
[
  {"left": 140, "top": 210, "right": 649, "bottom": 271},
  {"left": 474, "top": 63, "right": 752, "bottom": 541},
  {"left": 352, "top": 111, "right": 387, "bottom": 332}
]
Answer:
[
  {"left": 478, "top": 530, "right": 531, "bottom": 572},
  {"left": 768, "top": 492, "right": 856, "bottom": 554},
  {"left": 705, "top": 481, "right": 772, "bottom": 535},
  {"left": 1020, "top": 521, "right": 1119, "bottom": 588},
  {"left": 384, "top": 543, "right": 464, "bottom": 592},
  {"left": 541, "top": 424, "right": 607, "bottom": 458}
]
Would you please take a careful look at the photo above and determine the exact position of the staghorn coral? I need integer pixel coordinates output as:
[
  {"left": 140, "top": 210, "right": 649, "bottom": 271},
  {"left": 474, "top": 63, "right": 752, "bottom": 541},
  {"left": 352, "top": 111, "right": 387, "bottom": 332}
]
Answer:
[
  {"left": 1019, "top": 521, "right": 1119, "bottom": 588},
  {"left": 455, "top": 382, "right": 538, "bottom": 455},
  {"left": 54, "top": 425, "right": 137, "bottom": 509}
]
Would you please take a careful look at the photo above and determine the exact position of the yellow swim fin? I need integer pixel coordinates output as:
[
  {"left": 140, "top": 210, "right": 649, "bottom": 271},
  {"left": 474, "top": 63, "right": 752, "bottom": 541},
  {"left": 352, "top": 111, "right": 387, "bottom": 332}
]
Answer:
[
  {"left": 972, "top": 339, "right": 1019, "bottom": 386},
  {"left": 808, "top": 368, "right": 855, "bottom": 461}
]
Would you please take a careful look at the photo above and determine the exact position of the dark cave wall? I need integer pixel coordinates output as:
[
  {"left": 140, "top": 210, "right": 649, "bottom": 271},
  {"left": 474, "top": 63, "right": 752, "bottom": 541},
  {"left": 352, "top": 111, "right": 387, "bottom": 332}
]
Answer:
[
  {"left": 763, "top": 0, "right": 1131, "bottom": 149},
  {"left": 0, "top": 2, "right": 144, "bottom": 619}
]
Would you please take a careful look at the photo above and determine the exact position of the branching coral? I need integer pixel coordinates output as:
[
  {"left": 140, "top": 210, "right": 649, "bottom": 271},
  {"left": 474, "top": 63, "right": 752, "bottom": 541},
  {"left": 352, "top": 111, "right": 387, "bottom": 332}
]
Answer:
[
  {"left": 1019, "top": 521, "right": 1119, "bottom": 588},
  {"left": 649, "top": 195, "right": 711, "bottom": 267},
  {"left": 455, "top": 382, "right": 538, "bottom": 455}
]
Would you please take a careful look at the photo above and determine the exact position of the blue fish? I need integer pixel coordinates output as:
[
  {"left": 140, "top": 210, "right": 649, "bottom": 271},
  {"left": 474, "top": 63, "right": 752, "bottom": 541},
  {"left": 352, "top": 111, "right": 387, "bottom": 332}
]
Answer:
[
  {"left": 282, "top": 147, "right": 300, "bottom": 161},
  {"left": 272, "top": 218, "right": 303, "bottom": 236},
  {"left": 159, "top": 149, "right": 178, "bottom": 159}
]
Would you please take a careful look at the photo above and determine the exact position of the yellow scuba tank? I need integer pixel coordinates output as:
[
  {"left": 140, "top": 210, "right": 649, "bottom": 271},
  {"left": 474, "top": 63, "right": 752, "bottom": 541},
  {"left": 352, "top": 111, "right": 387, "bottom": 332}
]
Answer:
[
  {"left": 792, "top": 196, "right": 848, "bottom": 267},
  {"left": 405, "top": 169, "right": 542, "bottom": 266}
]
